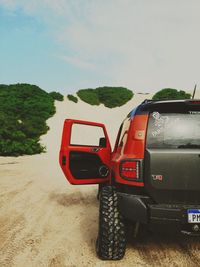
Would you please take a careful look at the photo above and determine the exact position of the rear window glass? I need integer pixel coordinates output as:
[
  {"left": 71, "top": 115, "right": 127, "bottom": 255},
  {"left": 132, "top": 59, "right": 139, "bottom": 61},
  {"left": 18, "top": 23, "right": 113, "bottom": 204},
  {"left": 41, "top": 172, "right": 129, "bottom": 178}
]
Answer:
[
  {"left": 118, "top": 118, "right": 131, "bottom": 148},
  {"left": 146, "top": 112, "right": 200, "bottom": 149}
]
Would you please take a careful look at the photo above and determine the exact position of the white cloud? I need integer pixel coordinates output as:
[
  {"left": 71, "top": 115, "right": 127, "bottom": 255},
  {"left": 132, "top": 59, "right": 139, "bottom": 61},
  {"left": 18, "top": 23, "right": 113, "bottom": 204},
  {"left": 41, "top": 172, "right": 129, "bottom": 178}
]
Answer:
[
  {"left": 61, "top": 55, "right": 95, "bottom": 70},
  {"left": 1, "top": 0, "right": 200, "bottom": 91}
]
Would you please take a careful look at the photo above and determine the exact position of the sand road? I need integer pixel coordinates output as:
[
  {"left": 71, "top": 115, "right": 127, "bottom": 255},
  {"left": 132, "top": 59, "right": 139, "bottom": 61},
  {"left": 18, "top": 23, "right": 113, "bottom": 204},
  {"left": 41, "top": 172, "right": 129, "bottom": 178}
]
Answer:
[{"left": 1, "top": 95, "right": 200, "bottom": 267}]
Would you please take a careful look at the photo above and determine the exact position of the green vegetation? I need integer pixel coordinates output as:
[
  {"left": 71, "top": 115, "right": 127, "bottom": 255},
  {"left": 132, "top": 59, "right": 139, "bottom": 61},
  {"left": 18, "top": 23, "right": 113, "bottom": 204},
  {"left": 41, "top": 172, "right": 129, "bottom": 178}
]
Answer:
[
  {"left": 77, "top": 89, "right": 100, "bottom": 106},
  {"left": 97, "top": 87, "right": 133, "bottom": 108},
  {"left": 77, "top": 86, "right": 133, "bottom": 108},
  {"left": 49, "top": 91, "right": 64, "bottom": 101},
  {"left": 152, "top": 88, "right": 191, "bottom": 100},
  {"left": 0, "top": 83, "right": 56, "bottom": 156},
  {"left": 67, "top": 94, "right": 78, "bottom": 103}
]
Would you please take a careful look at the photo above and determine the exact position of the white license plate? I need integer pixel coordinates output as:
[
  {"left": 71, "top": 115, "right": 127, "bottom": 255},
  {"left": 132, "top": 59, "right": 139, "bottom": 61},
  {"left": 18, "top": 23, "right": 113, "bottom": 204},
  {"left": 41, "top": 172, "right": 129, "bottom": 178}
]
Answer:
[{"left": 188, "top": 209, "right": 200, "bottom": 223}]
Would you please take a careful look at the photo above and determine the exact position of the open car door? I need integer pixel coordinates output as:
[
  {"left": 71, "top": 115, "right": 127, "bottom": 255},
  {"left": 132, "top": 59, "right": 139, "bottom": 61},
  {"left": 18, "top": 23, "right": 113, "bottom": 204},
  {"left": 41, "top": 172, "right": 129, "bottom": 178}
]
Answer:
[{"left": 59, "top": 119, "right": 112, "bottom": 185}]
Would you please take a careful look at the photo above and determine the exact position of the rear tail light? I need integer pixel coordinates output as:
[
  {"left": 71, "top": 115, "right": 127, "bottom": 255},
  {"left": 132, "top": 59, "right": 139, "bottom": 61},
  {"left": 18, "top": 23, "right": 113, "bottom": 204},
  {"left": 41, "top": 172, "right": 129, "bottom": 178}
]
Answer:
[
  {"left": 188, "top": 101, "right": 200, "bottom": 105},
  {"left": 120, "top": 160, "right": 140, "bottom": 180}
]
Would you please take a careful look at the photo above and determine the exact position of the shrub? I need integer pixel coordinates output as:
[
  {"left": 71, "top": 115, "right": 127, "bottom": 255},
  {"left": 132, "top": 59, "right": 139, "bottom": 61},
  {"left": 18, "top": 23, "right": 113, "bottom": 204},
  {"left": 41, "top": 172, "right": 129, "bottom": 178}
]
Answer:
[
  {"left": 77, "top": 87, "right": 133, "bottom": 108},
  {"left": 152, "top": 88, "right": 191, "bottom": 100},
  {"left": 77, "top": 89, "right": 100, "bottom": 105},
  {"left": 96, "top": 86, "right": 133, "bottom": 108},
  {"left": 0, "top": 83, "right": 56, "bottom": 156},
  {"left": 49, "top": 91, "right": 64, "bottom": 101},
  {"left": 67, "top": 94, "right": 78, "bottom": 103}
]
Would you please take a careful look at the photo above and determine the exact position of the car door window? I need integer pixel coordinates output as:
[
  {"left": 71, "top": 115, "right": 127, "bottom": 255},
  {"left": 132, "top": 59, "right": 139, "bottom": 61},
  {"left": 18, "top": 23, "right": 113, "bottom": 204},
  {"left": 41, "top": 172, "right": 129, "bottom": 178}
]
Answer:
[{"left": 70, "top": 123, "right": 105, "bottom": 147}]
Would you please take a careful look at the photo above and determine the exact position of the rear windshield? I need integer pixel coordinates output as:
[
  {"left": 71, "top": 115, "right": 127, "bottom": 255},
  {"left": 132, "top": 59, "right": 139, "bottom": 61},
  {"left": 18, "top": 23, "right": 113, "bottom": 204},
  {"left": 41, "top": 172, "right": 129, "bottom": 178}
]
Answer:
[{"left": 146, "top": 112, "right": 200, "bottom": 149}]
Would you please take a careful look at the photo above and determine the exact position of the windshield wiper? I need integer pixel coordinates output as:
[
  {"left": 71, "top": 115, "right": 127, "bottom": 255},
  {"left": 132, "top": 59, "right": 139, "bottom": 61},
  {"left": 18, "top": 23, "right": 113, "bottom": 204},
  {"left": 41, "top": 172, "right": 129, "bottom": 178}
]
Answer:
[{"left": 178, "top": 143, "right": 200, "bottom": 149}]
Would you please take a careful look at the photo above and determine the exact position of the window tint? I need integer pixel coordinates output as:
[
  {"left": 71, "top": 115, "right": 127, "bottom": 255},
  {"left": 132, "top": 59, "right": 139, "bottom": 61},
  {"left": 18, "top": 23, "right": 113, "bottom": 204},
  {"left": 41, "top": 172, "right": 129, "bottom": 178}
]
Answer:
[
  {"left": 70, "top": 123, "right": 105, "bottom": 147},
  {"left": 147, "top": 112, "right": 200, "bottom": 149},
  {"left": 118, "top": 118, "right": 131, "bottom": 149},
  {"left": 114, "top": 123, "right": 123, "bottom": 151}
]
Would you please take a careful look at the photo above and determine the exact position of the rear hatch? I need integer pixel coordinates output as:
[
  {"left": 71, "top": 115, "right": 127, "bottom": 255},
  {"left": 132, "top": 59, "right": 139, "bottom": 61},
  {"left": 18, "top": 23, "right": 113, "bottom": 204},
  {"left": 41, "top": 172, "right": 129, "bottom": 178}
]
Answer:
[{"left": 144, "top": 100, "right": 200, "bottom": 204}]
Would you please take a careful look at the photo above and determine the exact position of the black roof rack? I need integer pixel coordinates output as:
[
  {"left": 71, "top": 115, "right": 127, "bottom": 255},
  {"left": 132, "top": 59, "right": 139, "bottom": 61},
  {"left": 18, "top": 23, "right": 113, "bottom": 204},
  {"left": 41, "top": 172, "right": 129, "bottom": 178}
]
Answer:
[
  {"left": 140, "top": 98, "right": 197, "bottom": 105},
  {"left": 141, "top": 99, "right": 154, "bottom": 104}
]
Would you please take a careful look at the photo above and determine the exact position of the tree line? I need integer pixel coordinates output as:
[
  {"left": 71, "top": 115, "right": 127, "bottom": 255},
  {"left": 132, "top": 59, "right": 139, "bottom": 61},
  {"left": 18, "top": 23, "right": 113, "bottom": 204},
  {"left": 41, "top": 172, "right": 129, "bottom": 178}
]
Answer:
[{"left": 0, "top": 83, "right": 63, "bottom": 156}]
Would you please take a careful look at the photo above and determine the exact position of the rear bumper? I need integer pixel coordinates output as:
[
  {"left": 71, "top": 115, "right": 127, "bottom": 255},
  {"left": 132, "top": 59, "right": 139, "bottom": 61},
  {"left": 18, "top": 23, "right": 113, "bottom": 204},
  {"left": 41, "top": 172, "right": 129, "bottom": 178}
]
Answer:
[{"left": 117, "top": 192, "right": 200, "bottom": 234}]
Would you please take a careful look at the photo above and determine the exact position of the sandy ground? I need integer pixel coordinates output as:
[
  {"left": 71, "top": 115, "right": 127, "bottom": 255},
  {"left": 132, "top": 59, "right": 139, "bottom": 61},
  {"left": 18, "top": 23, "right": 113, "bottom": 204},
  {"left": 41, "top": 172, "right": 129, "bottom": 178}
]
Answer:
[{"left": 1, "top": 93, "right": 200, "bottom": 267}]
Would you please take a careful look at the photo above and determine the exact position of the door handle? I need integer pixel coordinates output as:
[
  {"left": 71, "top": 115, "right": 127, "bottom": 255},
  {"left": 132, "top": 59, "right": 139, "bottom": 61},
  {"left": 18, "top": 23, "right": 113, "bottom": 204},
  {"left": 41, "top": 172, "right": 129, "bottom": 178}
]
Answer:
[{"left": 91, "top": 148, "right": 100, "bottom": 153}]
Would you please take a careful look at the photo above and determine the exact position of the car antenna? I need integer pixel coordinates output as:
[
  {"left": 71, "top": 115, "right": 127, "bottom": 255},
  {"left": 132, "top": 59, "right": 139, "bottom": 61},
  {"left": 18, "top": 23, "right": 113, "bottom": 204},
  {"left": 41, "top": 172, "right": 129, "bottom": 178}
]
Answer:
[{"left": 192, "top": 84, "right": 197, "bottom": 99}]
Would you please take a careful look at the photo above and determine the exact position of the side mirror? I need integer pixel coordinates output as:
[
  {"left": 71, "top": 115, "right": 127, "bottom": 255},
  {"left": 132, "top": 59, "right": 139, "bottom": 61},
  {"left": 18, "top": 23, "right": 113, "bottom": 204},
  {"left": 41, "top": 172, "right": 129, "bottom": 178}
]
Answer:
[{"left": 99, "top": 137, "right": 107, "bottom": 147}]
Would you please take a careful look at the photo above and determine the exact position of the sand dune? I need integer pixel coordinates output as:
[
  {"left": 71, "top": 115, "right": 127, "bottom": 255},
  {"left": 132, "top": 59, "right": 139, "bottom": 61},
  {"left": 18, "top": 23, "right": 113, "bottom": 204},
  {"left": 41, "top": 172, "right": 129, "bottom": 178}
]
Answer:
[
  {"left": 1, "top": 93, "right": 200, "bottom": 267},
  {"left": 41, "top": 92, "right": 154, "bottom": 155}
]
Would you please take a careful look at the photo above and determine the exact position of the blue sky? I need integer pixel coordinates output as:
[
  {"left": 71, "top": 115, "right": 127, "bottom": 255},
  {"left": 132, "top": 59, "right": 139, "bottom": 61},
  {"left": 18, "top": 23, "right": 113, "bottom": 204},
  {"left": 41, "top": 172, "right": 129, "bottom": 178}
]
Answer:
[{"left": 1, "top": 1, "right": 200, "bottom": 94}]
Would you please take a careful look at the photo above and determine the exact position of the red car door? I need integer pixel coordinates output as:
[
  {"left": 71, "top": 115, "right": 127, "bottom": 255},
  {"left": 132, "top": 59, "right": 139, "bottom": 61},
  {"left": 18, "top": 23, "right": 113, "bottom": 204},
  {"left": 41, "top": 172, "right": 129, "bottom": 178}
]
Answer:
[{"left": 59, "top": 119, "right": 112, "bottom": 185}]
